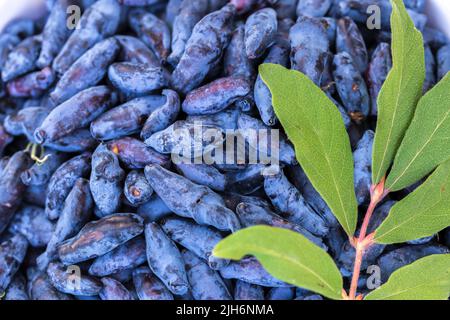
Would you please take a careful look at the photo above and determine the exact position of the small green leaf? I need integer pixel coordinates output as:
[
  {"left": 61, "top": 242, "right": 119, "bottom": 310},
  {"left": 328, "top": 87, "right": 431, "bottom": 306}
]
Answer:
[
  {"left": 374, "top": 158, "right": 450, "bottom": 244},
  {"left": 260, "top": 63, "right": 357, "bottom": 236},
  {"left": 385, "top": 73, "right": 450, "bottom": 191},
  {"left": 213, "top": 226, "right": 343, "bottom": 300},
  {"left": 372, "top": 0, "right": 425, "bottom": 184},
  {"left": 364, "top": 254, "right": 450, "bottom": 300}
]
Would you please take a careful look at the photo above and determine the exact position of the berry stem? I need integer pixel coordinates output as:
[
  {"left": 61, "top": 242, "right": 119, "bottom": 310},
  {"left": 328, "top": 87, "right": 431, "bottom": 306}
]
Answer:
[{"left": 348, "top": 177, "right": 388, "bottom": 300}]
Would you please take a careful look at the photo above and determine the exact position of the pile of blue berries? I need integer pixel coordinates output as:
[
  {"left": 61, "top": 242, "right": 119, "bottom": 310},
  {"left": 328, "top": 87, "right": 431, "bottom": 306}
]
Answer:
[{"left": 0, "top": 0, "right": 449, "bottom": 300}]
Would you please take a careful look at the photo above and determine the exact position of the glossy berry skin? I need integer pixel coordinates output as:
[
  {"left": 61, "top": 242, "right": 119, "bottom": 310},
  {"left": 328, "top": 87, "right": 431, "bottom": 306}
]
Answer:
[
  {"left": 367, "top": 42, "right": 392, "bottom": 116},
  {"left": 160, "top": 216, "right": 229, "bottom": 270},
  {"left": 336, "top": 17, "right": 368, "bottom": 73},
  {"left": 332, "top": 52, "right": 370, "bottom": 120},
  {"left": 182, "top": 250, "right": 232, "bottom": 300},
  {"left": 52, "top": 0, "right": 121, "bottom": 75},
  {"left": 144, "top": 164, "right": 241, "bottom": 232},
  {"left": 244, "top": 8, "right": 278, "bottom": 59},
  {"left": 171, "top": 4, "right": 236, "bottom": 94},
  {"left": 144, "top": 222, "right": 189, "bottom": 295},
  {"left": 57, "top": 213, "right": 144, "bottom": 265}
]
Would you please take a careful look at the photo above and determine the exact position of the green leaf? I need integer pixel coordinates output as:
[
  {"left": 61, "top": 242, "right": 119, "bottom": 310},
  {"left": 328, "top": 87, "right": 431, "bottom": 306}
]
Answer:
[
  {"left": 213, "top": 226, "right": 343, "bottom": 300},
  {"left": 364, "top": 254, "right": 450, "bottom": 300},
  {"left": 371, "top": 0, "right": 425, "bottom": 184},
  {"left": 260, "top": 63, "right": 357, "bottom": 236},
  {"left": 374, "top": 158, "right": 450, "bottom": 244},
  {"left": 385, "top": 73, "right": 450, "bottom": 191}
]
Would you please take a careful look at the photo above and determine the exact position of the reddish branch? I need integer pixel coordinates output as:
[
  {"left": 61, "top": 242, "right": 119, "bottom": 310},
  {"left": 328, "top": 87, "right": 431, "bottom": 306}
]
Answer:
[{"left": 346, "top": 177, "right": 389, "bottom": 300}]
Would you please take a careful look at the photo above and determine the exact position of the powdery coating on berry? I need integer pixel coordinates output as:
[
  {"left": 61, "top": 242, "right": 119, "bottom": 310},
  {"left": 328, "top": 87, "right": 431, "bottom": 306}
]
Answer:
[
  {"left": 0, "top": 234, "right": 28, "bottom": 292},
  {"left": 91, "top": 95, "right": 166, "bottom": 141},
  {"left": 244, "top": 8, "right": 278, "bottom": 59},
  {"left": 37, "top": 178, "right": 93, "bottom": 270},
  {"left": 144, "top": 222, "right": 189, "bottom": 295},
  {"left": 57, "top": 213, "right": 145, "bottom": 265},
  {"left": 182, "top": 76, "right": 251, "bottom": 115},
  {"left": 52, "top": 0, "right": 121, "bottom": 75}
]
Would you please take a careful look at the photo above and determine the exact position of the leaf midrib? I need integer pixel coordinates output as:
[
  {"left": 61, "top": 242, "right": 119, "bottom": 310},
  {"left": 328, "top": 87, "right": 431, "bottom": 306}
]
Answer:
[
  {"left": 367, "top": 273, "right": 450, "bottom": 300},
  {"left": 238, "top": 243, "right": 339, "bottom": 297},
  {"left": 279, "top": 110, "right": 352, "bottom": 234},
  {"left": 374, "top": 5, "right": 407, "bottom": 182},
  {"left": 388, "top": 106, "right": 450, "bottom": 190}
]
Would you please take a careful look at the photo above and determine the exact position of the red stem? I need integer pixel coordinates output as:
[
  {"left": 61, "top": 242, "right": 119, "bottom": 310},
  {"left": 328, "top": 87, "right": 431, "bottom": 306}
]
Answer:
[{"left": 347, "top": 178, "right": 388, "bottom": 300}]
